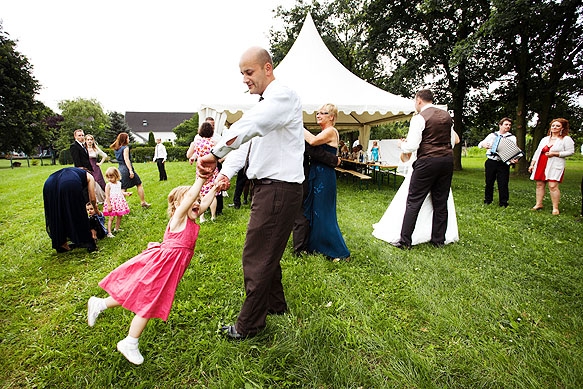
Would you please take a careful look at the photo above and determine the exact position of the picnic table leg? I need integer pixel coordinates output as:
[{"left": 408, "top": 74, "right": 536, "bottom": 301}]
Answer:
[{"left": 393, "top": 168, "right": 397, "bottom": 190}]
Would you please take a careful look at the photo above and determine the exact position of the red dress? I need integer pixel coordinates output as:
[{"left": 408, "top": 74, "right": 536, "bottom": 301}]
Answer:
[
  {"left": 533, "top": 145, "right": 564, "bottom": 182},
  {"left": 98, "top": 218, "right": 200, "bottom": 320}
]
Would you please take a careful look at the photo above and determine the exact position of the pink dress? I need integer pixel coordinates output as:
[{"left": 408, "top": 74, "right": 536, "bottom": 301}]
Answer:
[
  {"left": 102, "top": 182, "right": 130, "bottom": 216},
  {"left": 98, "top": 218, "right": 200, "bottom": 320},
  {"left": 192, "top": 137, "right": 218, "bottom": 196}
]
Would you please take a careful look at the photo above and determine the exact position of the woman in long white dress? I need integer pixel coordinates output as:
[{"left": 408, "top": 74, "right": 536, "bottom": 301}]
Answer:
[{"left": 372, "top": 133, "right": 459, "bottom": 246}]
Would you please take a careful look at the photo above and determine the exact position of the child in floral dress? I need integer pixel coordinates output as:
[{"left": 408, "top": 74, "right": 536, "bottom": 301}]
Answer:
[{"left": 102, "top": 167, "right": 131, "bottom": 237}]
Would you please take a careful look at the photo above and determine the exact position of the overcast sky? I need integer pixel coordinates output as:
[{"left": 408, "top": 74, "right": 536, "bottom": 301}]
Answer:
[{"left": 2, "top": 0, "right": 296, "bottom": 114}]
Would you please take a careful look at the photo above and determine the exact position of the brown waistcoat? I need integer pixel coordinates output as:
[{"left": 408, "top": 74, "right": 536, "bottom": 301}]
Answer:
[{"left": 417, "top": 107, "right": 453, "bottom": 159}]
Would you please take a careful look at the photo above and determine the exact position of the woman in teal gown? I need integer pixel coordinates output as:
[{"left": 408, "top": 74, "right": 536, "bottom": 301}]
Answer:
[{"left": 303, "top": 104, "right": 350, "bottom": 261}]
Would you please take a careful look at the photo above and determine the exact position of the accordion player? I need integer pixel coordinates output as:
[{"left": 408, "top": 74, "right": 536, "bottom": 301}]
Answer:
[{"left": 490, "top": 136, "right": 524, "bottom": 165}]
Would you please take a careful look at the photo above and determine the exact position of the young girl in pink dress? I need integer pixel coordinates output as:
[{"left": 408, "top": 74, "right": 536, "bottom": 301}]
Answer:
[
  {"left": 87, "top": 178, "right": 216, "bottom": 365},
  {"left": 102, "top": 167, "right": 131, "bottom": 237}
]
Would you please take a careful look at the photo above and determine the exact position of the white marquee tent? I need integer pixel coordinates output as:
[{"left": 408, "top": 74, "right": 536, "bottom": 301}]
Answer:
[{"left": 199, "top": 13, "right": 415, "bottom": 150}]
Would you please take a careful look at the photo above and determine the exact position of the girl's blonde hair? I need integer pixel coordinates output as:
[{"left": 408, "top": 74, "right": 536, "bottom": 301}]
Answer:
[
  {"left": 105, "top": 167, "right": 121, "bottom": 182},
  {"left": 167, "top": 186, "right": 193, "bottom": 217}
]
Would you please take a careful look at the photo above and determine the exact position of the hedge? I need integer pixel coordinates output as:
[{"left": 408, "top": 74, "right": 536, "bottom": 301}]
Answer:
[{"left": 58, "top": 146, "right": 190, "bottom": 165}]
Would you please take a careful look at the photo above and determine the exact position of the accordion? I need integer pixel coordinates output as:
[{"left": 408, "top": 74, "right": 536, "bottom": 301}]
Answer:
[{"left": 491, "top": 136, "right": 523, "bottom": 165}]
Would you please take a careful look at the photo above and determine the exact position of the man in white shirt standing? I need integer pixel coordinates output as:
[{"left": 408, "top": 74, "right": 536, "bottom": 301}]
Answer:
[
  {"left": 153, "top": 138, "right": 167, "bottom": 181},
  {"left": 478, "top": 117, "right": 517, "bottom": 207},
  {"left": 197, "top": 46, "right": 304, "bottom": 339}
]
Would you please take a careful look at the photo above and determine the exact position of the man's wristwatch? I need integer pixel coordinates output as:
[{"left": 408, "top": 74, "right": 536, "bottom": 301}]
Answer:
[{"left": 210, "top": 150, "right": 220, "bottom": 160}]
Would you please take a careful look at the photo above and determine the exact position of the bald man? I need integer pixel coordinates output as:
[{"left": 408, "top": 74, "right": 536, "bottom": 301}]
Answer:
[{"left": 197, "top": 47, "right": 304, "bottom": 339}]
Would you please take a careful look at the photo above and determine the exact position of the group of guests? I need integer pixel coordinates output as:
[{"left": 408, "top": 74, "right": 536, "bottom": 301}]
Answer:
[
  {"left": 91, "top": 48, "right": 352, "bottom": 363},
  {"left": 43, "top": 130, "right": 151, "bottom": 253},
  {"left": 476, "top": 117, "right": 575, "bottom": 215},
  {"left": 374, "top": 104, "right": 577, "bottom": 250},
  {"left": 41, "top": 46, "right": 578, "bottom": 366}
]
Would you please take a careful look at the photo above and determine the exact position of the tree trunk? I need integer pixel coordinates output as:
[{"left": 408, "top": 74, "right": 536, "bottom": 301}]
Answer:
[
  {"left": 452, "top": 95, "right": 465, "bottom": 171},
  {"left": 514, "top": 32, "right": 530, "bottom": 176}
]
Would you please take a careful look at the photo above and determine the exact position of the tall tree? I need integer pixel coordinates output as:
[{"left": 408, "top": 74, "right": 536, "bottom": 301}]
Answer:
[
  {"left": 43, "top": 113, "right": 64, "bottom": 161},
  {"left": 270, "top": 0, "right": 386, "bottom": 84},
  {"left": 105, "top": 111, "right": 133, "bottom": 146},
  {"left": 0, "top": 21, "right": 45, "bottom": 154},
  {"left": 366, "top": 0, "right": 493, "bottom": 170},
  {"left": 57, "top": 98, "right": 110, "bottom": 151},
  {"left": 173, "top": 114, "right": 199, "bottom": 146},
  {"left": 479, "top": 0, "right": 583, "bottom": 172}
]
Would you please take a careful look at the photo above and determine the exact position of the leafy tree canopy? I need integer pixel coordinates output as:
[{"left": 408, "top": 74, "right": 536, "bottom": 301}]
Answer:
[
  {"left": 270, "top": 0, "right": 386, "bottom": 85},
  {"left": 270, "top": 0, "right": 583, "bottom": 173},
  {"left": 56, "top": 98, "right": 110, "bottom": 151},
  {"left": 0, "top": 21, "right": 51, "bottom": 155},
  {"left": 477, "top": 0, "right": 583, "bottom": 160},
  {"left": 105, "top": 111, "right": 133, "bottom": 147},
  {"left": 173, "top": 113, "right": 199, "bottom": 146}
]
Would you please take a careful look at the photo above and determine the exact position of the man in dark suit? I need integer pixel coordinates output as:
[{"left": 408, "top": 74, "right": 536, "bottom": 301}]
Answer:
[
  {"left": 70, "top": 129, "right": 93, "bottom": 172},
  {"left": 292, "top": 141, "right": 341, "bottom": 256},
  {"left": 397, "top": 89, "right": 454, "bottom": 249}
]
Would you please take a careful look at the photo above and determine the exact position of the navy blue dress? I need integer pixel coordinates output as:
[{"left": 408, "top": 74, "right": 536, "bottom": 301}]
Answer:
[
  {"left": 115, "top": 145, "right": 142, "bottom": 190},
  {"left": 43, "top": 168, "right": 95, "bottom": 251},
  {"left": 303, "top": 144, "right": 350, "bottom": 259}
]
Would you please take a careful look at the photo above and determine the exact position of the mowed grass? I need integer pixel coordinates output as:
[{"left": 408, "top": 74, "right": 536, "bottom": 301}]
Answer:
[{"left": 0, "top": 157, "right": 582, "bottom": 388}]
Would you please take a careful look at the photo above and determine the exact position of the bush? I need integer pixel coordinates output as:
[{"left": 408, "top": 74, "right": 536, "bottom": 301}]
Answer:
[
  {"left": 58, "top": 148, "right": 72, "bottom": 165},
  {"left": 464, "top": 146, "right": 485, "bottom": 158},
  {"left": 101, "top": 146, "right": 190, "bottom": 163}
]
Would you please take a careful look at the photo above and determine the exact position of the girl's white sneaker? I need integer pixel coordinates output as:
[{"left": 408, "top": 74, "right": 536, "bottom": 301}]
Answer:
[
  {"left": 87, "top": 296, "right": 102, "bottom": 327},
  {"left": 116, "top": 338, "right": 144, "bottom": 365}
]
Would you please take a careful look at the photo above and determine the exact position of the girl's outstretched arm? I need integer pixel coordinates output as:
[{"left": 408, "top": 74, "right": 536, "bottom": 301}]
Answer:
[
  {"left": 197, "top": 185, "right": 218, "bottom": 215},
  {"left": 170, "top": 177, "right": 207, "bottom": 230}
]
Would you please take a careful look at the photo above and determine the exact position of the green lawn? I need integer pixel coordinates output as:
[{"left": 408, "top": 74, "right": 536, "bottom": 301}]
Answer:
[{"left": 1, "top": 157, "right": 582, "bottom": 388}]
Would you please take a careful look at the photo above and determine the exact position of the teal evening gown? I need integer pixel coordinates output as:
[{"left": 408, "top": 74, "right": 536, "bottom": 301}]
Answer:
[{"left": 303, "top": 144, "right": 350, "bottom": 259}]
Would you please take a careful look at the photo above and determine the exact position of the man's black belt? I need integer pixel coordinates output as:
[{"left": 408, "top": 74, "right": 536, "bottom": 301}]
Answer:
[{"left": 251, "top": 178, "right": 286, "bottom": 185}]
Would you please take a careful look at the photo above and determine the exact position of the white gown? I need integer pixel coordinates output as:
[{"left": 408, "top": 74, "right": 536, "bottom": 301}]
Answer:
[{"left": 372, "top": 160, "right": 459, "bottom": 246}]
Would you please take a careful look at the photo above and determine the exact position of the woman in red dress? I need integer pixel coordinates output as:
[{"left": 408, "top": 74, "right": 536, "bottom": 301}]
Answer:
[{"left": 528, "top": 118, "right": 575, "bottom": 215}]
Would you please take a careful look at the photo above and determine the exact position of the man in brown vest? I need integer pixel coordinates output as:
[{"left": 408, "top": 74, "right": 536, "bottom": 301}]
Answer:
[{"left": 396, "top": 89, "right": 454, "bottom": 249}]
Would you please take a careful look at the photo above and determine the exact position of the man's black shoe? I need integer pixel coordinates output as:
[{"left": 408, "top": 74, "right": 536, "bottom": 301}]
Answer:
[
  {"left": 392, "top": 242, "right": 411, "bottom": 250},
  {"left": 220, "top": 325, "right": 249, "bottom": 340},
  {"left": 228, "top": 203, "right": 241, "bottom": 209}
]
